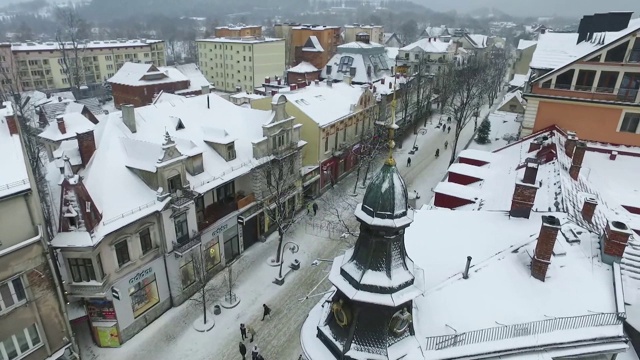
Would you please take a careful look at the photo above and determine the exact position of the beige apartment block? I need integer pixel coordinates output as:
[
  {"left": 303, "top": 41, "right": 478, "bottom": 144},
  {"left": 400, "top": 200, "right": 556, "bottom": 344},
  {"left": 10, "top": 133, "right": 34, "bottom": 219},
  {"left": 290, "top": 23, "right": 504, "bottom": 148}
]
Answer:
[
  {"left": 344, "top": 24, "right": 384, "bottom": 44},
  {"left": 8, "top": 40, "right": 165, "bottom": 91},
  {"left": 197, "top": 37, "right": 285, "bottom": 92}
]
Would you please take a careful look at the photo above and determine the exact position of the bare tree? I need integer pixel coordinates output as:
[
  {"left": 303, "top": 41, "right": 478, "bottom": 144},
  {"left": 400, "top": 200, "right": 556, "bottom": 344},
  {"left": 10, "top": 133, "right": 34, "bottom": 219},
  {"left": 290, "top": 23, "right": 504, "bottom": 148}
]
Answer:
[
  {"left": 255, "top": 153, "right": 301, "bottom": 264},
  {"left": 187, "top": 246, "right": 212, "bottom": 325},
  {"left": 441, "top": 58, "right": 489, "bottom": 165},
  {"left": 55, "top": 7, "right": 88, "bottom": 96}
]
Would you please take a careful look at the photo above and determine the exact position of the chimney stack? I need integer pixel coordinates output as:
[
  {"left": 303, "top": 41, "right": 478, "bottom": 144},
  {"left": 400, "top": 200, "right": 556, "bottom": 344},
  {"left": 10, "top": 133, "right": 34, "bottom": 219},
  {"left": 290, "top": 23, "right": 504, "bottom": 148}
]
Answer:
[
  {"left": 564, "top": 131, "right": 578, "bottom": 157},
  {"left": 531, "top": 215, "right": 561, "bottom": 282},
  {"left": 381, "top": 78, "right": 385, "bottom": 85},
  {"left": 297, "top": 80, "right": 306, "bottom": 89},
  {"left": 56, "top": 116, "right": 66, "bottom": 134},
  {"left": 277, "top": 78, "right": 282, "bottom": 85},
  {"left": 522, "top": 159, "right": 540, "bottom": 185},
  {"left": 77, "top": 130, "right": 96, "bottom": 167},
  {"left": 314, "top": 79, "right": 320, "bottom": 86},
  {"left": 344, "top": 75, "right": 352, "bottom": 86},
  {"left": 581, "top": 196, "right": 598, "bottom": 223},
  {"left": 603, "top": 220, "right": 633, "bottom": 260},
  {"left": 201, "top": 85, "right": 211, "bottom": 94},
  {"left": 290, "top": 83, "right": 298, "bottom": 90},
  {"left": 528, "top": 138, "right": 543, "bottom": 153},
  {"left": 610, "top": 151, "right": 618, "bottom": 161},
  {"left": 569, "top": 141, "right": 587, "bottom": 180},
  {"left": 509, "top": 182, "right": 539, "bottom": 219},
  {"left": 122, "top": 104, "right": 136, "bottom": 133},
  {"left": 265, "top": 77, "right": 270, "bottom": 84},
  {"left": 462, "top": 256, "right": 472, "bottom": 279},
  {"left": 5, "top": 114, "right": 18, "bottom": 136},
  {"left": 271, "top": 90, "right": 278, "bottom": 96}
]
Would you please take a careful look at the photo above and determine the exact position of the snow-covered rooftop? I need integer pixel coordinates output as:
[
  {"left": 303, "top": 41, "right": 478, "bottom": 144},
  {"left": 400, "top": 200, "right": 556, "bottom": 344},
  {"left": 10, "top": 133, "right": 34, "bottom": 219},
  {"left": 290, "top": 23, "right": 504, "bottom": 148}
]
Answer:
[
  {"left": 171, "top": 64, "right": 212, "bottom": 94},
  {"left": 497, "top": 90, "right": 525, "bottom": 109},
  {"left": 197, "top": 37, "right": 283, "bottom": 44},
  {"left": 49, "top": 93, "right": 276, "bottom": 247},
  {"left": 11, "top": 39, "right": 162, "bottom": 51},
  {"left": 517, "top": 39, "right": 537, "bottom": 50},
  {"left": 274, "top": 81, "right": 366, "bottom": 127},
  {"left": 466, "top": 34, "right": 488, "bottom": 49},
  {"left": 322, "top": 41, "right": 391, "bottom": 83},
  {"left": 108, "top": 62, "right": 187, "bottom": 86},
  {"left": 509, "top": 73, "right": 529, "bottom": 88},
  {"left": 39, "top": 113, "right": 97, "bottom": 142},
  {"left": 400, "top": 38, "right": 451, "bottom": 53},
  {"left": 287, "top": 61, "right": 318, "bottom": 74},
  {"left": 0, "top": 102, "right": 31, "bottom": 199}
]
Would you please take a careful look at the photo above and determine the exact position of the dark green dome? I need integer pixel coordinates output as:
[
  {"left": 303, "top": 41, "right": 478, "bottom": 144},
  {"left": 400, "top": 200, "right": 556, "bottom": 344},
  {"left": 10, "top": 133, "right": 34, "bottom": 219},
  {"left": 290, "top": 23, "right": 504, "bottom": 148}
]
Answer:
[{"left": 360, "top": 163, "right": 408, "bottom": 220}]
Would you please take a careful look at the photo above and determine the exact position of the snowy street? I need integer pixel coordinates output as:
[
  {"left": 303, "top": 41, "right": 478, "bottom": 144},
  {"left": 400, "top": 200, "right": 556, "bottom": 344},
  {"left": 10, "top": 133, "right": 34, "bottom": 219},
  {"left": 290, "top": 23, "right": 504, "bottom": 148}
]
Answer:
[{"left": 77, "top": 93, "right": 508, "bottom": 360}]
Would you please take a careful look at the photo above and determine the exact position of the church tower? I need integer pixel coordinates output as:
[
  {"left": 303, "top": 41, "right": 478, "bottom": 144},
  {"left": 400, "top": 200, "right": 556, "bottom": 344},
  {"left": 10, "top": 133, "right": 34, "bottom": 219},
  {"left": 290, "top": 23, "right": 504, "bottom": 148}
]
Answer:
[{"left": 316, "top": 91, "right": 425, "bottom": 359}]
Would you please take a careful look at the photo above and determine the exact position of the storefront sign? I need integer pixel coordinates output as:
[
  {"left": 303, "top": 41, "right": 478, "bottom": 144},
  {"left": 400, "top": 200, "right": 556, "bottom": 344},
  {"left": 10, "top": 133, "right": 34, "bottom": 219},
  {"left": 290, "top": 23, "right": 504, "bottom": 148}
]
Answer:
[
  {"left": 86, "top": 299, "right": 117, "bottom": 321},
  {"left": 211, "top": 223, "right": 228, "bottom": 238},
  {"left": 128, "top": 267, "right": 153, "bottom": 285}
]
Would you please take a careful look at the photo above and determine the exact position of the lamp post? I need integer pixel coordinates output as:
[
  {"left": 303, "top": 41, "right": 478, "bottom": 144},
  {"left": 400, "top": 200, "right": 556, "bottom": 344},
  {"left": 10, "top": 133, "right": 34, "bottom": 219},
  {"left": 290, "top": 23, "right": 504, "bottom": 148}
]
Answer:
[
  {"left": 278, "top": 241, "right": 300, "bottom": 279},
  {"left": 408, "top": 128, "right": 428, "bottom": 155}
]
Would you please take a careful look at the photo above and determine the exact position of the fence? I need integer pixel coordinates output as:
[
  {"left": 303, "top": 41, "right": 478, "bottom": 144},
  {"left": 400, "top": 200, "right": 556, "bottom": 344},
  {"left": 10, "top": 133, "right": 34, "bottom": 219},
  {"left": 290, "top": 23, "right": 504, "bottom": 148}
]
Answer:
[{"left": 424, "top": 312, "right": 624, "bottom": 350}]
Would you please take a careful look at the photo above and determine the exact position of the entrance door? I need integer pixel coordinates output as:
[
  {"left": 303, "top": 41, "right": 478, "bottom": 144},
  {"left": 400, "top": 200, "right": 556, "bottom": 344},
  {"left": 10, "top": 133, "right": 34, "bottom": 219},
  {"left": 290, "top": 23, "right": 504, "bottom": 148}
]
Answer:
[
  {"left": 224, "top": 235, "right": 240, "bottom": 262},
  {"left": 242, "top": 216, "right": 259, "bottom": 249}
]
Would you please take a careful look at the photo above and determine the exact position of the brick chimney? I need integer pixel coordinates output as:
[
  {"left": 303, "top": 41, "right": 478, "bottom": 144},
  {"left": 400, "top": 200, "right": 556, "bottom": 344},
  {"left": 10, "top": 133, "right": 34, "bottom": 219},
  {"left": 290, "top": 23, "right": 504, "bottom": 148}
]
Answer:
[
  {"left": 610, "top": 151, "right": 618, "bottom": 161},
  {"left": 581, "top": 196, "right": 597, "bottom": 223},
  {"left": 603, "top": 220, "right": 633, "bottom": 259},
  {"left": 381, "top": 78, "right": 385, "bottom": 85},
  {"left": 290, "top": 83, "right": 298, "bottom": 90},
  {"left": 6, "top": 114, "right": 18, "bottom": 135},
  {"left": 77, "top": 130, "right": 96, "bottom": 167},
  {"left": 564, "top": 131, "right": 577, "bottom": 157},
  {"left": 56, "top": 116, "right": 66, "bottom": 134},
  {"left": 528, "top": 138, "right": 543, "bottom": 153},
  {"left": 265, "top": 77, "right": 270, "bottom": 84},
  {"left": 510, "top": 181, "right": 539, "bottom": 219},
  {"left": 522, "top": 159, "right": 540, "bottom": 185},
  {"left": 531, "top": 215, "right": 561, "bottom": 282},
  {"left": 569, "top": 141, "right": 587, "bottom": 180}
]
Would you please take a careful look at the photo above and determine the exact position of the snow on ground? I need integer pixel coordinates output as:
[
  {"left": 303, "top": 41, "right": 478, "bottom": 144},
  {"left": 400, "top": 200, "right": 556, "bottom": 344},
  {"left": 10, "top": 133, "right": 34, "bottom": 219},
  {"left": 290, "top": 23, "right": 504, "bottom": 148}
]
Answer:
[{"left": 467, "top": 110, "right": 521, "bottom": 152}]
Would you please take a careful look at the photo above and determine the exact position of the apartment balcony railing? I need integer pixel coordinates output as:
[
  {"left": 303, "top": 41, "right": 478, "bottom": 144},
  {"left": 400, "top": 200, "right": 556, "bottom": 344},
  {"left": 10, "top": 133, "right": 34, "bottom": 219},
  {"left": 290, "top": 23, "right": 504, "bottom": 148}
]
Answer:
[
  {"left": 196, "top": 192, "right": 255, "bottom": 231},
  {"left": 68, "top": 276, "right": 111, "bottom": 296},
  {"left": 174, "top": 230, "right": 202, "bottom": 255},
  {"left": 424, "top": 312, "right": 624, "bottom": 351},
  {"left": 533, "top": 84, "right": 639, "bottom": 103}
]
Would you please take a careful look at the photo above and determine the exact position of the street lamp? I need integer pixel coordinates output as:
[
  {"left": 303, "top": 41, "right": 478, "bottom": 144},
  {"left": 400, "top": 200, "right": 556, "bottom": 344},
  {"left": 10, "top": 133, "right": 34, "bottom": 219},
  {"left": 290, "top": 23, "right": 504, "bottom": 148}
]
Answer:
[
  {"left": 278, "top": 241, "right": 300, "bottom": 279},
  {"left": 408, "top": 128, "right": 428, "bottom": 155}
]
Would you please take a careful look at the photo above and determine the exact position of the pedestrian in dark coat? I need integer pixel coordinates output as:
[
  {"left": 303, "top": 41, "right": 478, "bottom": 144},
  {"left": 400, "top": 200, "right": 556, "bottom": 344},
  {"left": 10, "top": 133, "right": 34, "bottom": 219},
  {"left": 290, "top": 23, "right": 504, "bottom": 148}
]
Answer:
[
  {"left": 251, "top": 345, "right": 260, "bottom": 360},
  {"left": 262, "top": 304, "right": 271, "bottom": 321},
  {"left": 406, "top": 157, "right": 411, "bottom": 167},
  {"left": 256, "top": 355, "right": 264, "bottom": 360},
  {"left": 442, "top": 125, "right": 446, "bottom": 132},
  {"left": 312, "top": 202, "right": 318, "bottom": 216},
  {"left": 239, "top": 342, "right": 247, "bottom": 360},
  {"left": 240, "top": 323, "right": 247, "bottom": 340},
  {"left": 447, "top": 126, "right": 451, "bottom": 134}
]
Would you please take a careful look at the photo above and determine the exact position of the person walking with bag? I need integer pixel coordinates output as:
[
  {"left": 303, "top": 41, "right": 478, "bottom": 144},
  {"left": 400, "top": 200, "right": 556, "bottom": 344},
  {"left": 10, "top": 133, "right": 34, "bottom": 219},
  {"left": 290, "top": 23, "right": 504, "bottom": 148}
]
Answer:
[{"left": 240, "top": 323, "right": 247, "bottom": 340}]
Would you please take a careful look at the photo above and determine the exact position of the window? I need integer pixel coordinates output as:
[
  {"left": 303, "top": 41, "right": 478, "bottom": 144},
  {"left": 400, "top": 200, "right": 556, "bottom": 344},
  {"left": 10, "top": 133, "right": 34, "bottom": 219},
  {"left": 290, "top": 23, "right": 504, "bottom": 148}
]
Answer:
[
  {"left": 404, "top": 53, "right": 409, "bottom": 59},
  {"left": 129, "top": 274, "right": 159, "bottom": 318},
  {"left": 324, "top": 136, "right": 329, "bottom": 152},
  {"left": 174, "top": 213, "right": 189, "bottom": 244},
  {"left": 28, "top": 60, "right": 38, "bottom": 66},
  {"left": 338, "top": 56, "right": 354, "bottom": 72},
  {"left": 0, "top": 324, "right": 42, "bottom": 359},
  {"left": 0, "top": 277, "right": 26, "bottom": 312},
  {"left": 334, "top": 131, "right": 338, "bottom": 150},
  {"left": 354, "top": 121, "right": 359, "bottom": 136},
  {"left": 106, "top": 64, "right": 113, "bottom": 70},
  {"left": 575, "top": 70, "right": 596, "bottom": 91},
  {"left": 96, "top": 254, "right": 104, "bottom": 279},
  {"left": 167, "top": 175, "right": 182, "bottom": 194},
  {"left": 596, "top": 71, "right": 618, "bottom": 93},
  {"left": 42, "top": 59, "right": 48, "bottom": 65},
  {"left": 620, "top": 112, "right": 640, "bottom": 133},
  {"left": 266, "top": 169, "right": 272, "bottom": 187},
  {"left": 554, "top": 69, "right": 575, "bottom": 90},
  {"left": 179, "top": 258, "right": 195, "bottom": 289},
  {"left": 226, "top": 143, "right": 236, "bottom": 160},
  {"left": 139, "top": 228, "right": 153, "bottom": 255},
  {"left": 204, "top": 241, "right": 221, "bottom": 271},
  {"left": 144, "top": 53, "right": 150, "bottom": 58},
  {"left": 630, "top": 38, "right": 640, "bottom": 63},
  {"left": 605, "top": 40, "right": 629, "bottom": 62},
  {"left": 68, "top": 258, "right": 96, "bottom": 282},
  {"left": 618, "top": 72, "right": 640, "bottom": 101},
  {"left": 105, "top": 55, "right": 112, "bottom": 61},
  {"left": 114, "top": 240, "right": 130, "bottom": 267},
  {"left": 414, "top": 53, "right": 419, "bottom": 60},
  {"left": 342, "top": 125, "right": 347, "bottom": 142},
  {"left": 215, "top": 181, "right": 235, "bottom": 203}
]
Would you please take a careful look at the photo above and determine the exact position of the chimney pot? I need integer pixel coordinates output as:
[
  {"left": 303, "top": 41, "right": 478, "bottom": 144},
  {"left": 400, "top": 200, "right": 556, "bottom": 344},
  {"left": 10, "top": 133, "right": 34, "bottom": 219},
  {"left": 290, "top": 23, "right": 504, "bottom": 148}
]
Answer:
[
  {"left": 531, "top": 215, "right": 561, "bottom": 282},
  {"left": 6, "top": 115, "right": 18, "bottom": 135},
  {"left": 603, "top": 220, "right": 633, "bottom": 259},
  {"left": 462, "top": 256, "right": 472, "bottom": 279},
  {"left": 510, "top": 182, "right": 539, "bottom": 219},
  {"left": 581, "top": 196, "right": 598, "bottom": 223},
  {"left": 314, "top": 79, "right": 320, "bottom": 86},
  {"left": 277, "top": 78, "right": 282, "bottom": 85},
  {"left": 56, "top": 116, "right": 66, "bottom": 134},
  {"left": 609, "top": 151, "right": 618, "bottom": 160}
]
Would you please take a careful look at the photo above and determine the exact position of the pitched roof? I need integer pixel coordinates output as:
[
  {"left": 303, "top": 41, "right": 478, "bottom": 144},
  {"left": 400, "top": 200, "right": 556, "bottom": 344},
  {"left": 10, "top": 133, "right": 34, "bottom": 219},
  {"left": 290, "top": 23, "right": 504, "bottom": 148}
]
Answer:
[
  {"left": 302, "top": 36, "right": 324, "bottom": 52},
  {"left": 288, "top": 61, "right": 318, "bottom": 74},
  {"left": 38, "top": 113, "right": 97, "bottom": 142},
  {"left": 171, "top": 64, "right": 212, "bottom": 94},
  {"left": 322, "top": 42, "right": 391, "bottom": 84},
  {"left": 466, "top": 34, "right": 488, "bottom": 49},
  {"left": 400, "top": 38, "right": 451, "bottom": 53},
  {"left": 517, "top": 39, "right": 537, "bottom": 50},
  {"left": 108, "top": 62, "right": 188, "bottom": 86}
]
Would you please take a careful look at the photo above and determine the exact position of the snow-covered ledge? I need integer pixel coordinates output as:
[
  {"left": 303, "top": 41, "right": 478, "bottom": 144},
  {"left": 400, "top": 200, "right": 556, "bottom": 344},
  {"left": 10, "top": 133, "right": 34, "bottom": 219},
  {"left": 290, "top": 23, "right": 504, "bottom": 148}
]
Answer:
[{"left": 613, "top": 262, "right": 626, "bottom": 317}]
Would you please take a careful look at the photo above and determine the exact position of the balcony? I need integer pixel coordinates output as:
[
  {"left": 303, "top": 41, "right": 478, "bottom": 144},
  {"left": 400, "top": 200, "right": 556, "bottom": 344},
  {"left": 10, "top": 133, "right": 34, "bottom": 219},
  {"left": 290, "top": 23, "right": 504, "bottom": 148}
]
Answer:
[
  {"left": 531, "top": 85, "right": 640, "bottom": 104},
  {"left": 68, "top": 276, "right": 110, "bottom": 297},
  {"left": 197, "top": 192, "right": 255, "bottom": 230}
]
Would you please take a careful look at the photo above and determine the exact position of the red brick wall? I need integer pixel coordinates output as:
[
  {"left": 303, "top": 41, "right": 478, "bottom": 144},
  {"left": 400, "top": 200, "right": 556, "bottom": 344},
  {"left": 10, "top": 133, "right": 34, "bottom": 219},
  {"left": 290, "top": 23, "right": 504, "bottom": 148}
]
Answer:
[
  {"left": 112, "top": 80, "right": 191, "bottom": 108},
  {"left": 433, "top": 193, "right": 475, "bottom": 209},
  {"left": 287, "top": 71, "right": 320, "bottom": 86},
  {"left": 510, "top": 183, "right": 538, "bottom": 218},
  {"left": 447, "top": 172, "right": 482, "bottom": 185},
  {"left": 458, "top": 157, "right": 488, "bottom": 167}
]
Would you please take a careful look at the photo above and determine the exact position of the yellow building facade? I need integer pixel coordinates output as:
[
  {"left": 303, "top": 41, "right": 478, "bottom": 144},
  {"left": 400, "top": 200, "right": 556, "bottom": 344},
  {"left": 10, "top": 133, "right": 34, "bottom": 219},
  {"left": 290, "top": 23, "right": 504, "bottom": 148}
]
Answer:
[
  {"left": 197, "top": 37, "right": 285, "bottom": 92},
  {"left": 10, "top": 40, "right": 165, "bottom": 91}
]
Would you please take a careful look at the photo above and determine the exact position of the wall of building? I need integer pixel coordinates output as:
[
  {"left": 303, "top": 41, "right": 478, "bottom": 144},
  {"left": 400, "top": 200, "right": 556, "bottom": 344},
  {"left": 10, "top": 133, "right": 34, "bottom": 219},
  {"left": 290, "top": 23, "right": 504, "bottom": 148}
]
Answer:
[
  {"left": 344, "top": 26, "right": 384, "bottom": 44},
  {"left": 215, "top": 26, "right": 262, "bottom": 38},
  {"left": 0, "top": 194, "right": 38, "bottom": 249},
  {"left": 291, "top": 27, "right": 341, "bottom": 68},
  {"left": 253, "top": 41, "right": 286, "bottom": 89},
  {"left": 532, "top": 99, "right": 640, "bottom": 146},
  {"left": 111, "top": 80, "right": 190, "bottom": 108},
  {"left": 513, "top": 45, "right": 535, "bottom": 76}
]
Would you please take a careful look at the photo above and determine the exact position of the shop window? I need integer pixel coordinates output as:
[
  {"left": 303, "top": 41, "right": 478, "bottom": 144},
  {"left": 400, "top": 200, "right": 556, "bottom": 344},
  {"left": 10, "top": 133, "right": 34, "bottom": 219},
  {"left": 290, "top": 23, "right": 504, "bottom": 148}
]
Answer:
[
  {"left": 620, "top": 112, "right": 640, "bottom": 133},
  {"left": 605, "top": 40, "right": 629, "bottom": 62},
  {"left": 0, "top": 277, "right": 26, "bottom": 312},
  {"left": 0, "top": 324, "right": 41, "bottom": 359},
  {"left": 554, "top": 69, "right": 574, "bottom": 90},
  {"left": 139, "top": 228, "right": 153, "bottom": 255},
  {"left": 129, "top": 274, "right": 159, "bottom": 318},
  {"left": 575, "top": 70, "right": 596, "bottom": 91},
  {"left": 205, "top": 242, "right": 221, "bottom": 270},
  {"left": 174, "top": 213, "right": 189, "bottom": 244},
  {"left": 114, "top": 240, "right": 130, "bottom": 267},
  {"left": 68, "top": 258, "right": 97, "bottom": 282},
  {"left": 596, "top": 71, "right": 619, "bottom": 93},
  {"left": 179, "top": 257, "right": 195, "bottom": 289}
]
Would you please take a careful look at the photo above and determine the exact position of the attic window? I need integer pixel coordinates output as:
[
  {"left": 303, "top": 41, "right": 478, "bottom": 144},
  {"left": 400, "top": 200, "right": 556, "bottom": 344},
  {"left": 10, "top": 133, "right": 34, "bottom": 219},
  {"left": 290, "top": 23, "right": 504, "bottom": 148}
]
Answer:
[
  {"left": 326, "top": 65, "right": 332, "bottom": 74},
  {"left": 586, "top": 54, "right": 601, "bottom": 62},
  {"left": 226, "top": 143, "right": 236, "bottom": 161},
  {"left": 176, "top": 119, "right": 185, "bottom": 130},
  {"left": 605, "top": 40, "right": 630, "bottom": 63},
  {"left": 554, "top": 69, "right": 574, "bottom": 90},
  {"left": 338, "top": 56, "right": 354, "bottom": 73},
  {"left": 86, "top": 201, "right": 91, "bottom": 213},
  {"left": 68, "top": 216, "right": 77, "bottom": 228}
]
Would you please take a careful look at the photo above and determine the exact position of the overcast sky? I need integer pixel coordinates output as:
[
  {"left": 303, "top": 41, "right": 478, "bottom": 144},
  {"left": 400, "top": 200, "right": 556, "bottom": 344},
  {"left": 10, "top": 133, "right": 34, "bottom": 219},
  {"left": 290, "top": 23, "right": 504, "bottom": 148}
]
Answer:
[{"left": 416, "top": 0, "right": 640, "bottom": 18}]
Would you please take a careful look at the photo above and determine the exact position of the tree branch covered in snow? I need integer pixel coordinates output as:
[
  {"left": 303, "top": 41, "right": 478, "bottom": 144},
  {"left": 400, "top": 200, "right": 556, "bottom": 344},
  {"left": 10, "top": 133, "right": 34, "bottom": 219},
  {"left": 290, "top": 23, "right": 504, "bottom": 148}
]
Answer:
[{"left": 55, "top": 7, "right": 89, "bottom": 97}]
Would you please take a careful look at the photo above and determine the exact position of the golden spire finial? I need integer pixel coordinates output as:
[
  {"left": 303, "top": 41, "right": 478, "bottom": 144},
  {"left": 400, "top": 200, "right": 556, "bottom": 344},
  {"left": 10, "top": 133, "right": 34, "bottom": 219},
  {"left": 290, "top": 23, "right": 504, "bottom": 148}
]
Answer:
[{"left": 385, "top": 72, "right": 399, "bottom": 166}]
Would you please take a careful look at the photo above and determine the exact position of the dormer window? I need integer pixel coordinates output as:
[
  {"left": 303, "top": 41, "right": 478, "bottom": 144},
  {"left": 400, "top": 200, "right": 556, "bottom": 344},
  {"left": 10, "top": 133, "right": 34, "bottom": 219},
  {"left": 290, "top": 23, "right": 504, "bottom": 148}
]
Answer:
[
  {"left": 226, "top": 143, "right": 236, "bottom": 160},
  {"left": 167, "top": 175, "right": 182, "bottom": 194}
]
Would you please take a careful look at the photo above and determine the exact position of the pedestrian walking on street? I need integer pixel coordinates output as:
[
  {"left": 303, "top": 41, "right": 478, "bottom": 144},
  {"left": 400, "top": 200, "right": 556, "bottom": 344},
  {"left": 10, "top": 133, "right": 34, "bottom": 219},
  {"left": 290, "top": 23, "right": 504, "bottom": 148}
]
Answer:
[
  {"left": 306, "top": 202, "right": 312, "bottom": 215},
  {"left": 312, "top": 202, "right": 318, "bottom": 216},
  {"left": 444, "top": 141, "right": 448, "bottom": 150},
  {"left": 447, "top": 126, "right": 451, "bottom": 134},
  {"left": 442, "top": 125, "right": 446, "bottom": 132},
  {"left": 247, "top": 325, "right": 256, "bottom": 343},
  {"left": 262, "top": 304, "right": 271, "bottom": 321},
  {"left": 239, "top": 342, "right": 247, "bottom": 360},
  {"left": 435, "top": 148, "right": 440, "bottom": 158},
  {"left": 447, "top": 116, "right": 451, "bottom": 124},
  {"left": 406, "top": 157, "right": 412, "bottom": 167},
  {"left": 251, "top": 345, "right": 260, "bottom": 360},
  {"left": 256, "top": 355, "right": 264, "bottom": 360},
  {"left": 240, "top": 323, "right": 247, "bottom": 340}
]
